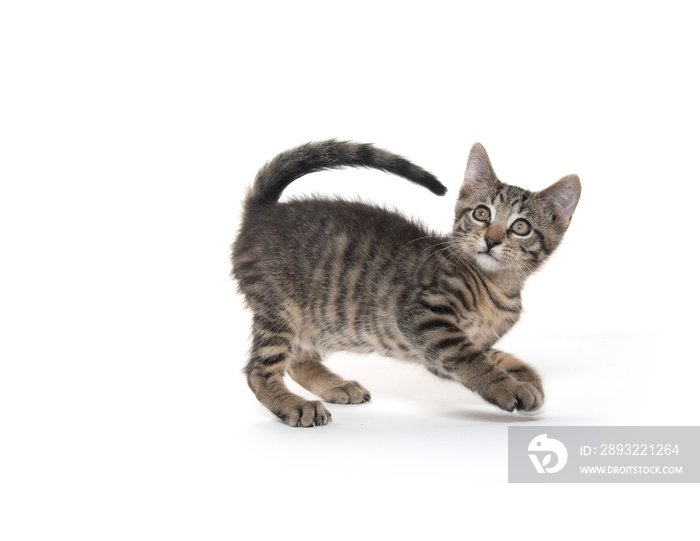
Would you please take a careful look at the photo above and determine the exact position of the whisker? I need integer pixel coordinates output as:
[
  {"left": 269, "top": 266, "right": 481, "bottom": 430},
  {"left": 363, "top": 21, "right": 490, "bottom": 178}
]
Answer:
[
  {"left": 415, "top": 244, "right": 456, "bottom": 274},
  {"left": 413, "top": 240, "right": 452, "bottom": 262},
  {"left": 397, "top": 234, "right": 444, "bottom": 252},
  {"left": 432, "top": 239, "right": 465, "bottom": 278}
]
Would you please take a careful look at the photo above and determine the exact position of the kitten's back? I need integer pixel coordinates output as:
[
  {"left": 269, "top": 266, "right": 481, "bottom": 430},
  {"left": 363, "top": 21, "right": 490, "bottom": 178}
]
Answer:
[{"left": 233, "top": 197, "right": 438, "bottom": 309}]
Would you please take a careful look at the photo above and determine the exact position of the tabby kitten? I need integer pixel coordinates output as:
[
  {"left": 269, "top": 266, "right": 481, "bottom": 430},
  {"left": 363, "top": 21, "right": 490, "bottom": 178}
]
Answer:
[{"left": 232, "top": 140, "right": 580, "bottom": 427}]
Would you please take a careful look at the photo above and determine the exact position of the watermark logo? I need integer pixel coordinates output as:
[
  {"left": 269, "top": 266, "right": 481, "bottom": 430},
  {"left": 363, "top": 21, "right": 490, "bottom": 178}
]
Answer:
[
  {"left": 528, "top": 434, "right": 568, "bottom": 474},
  {"left": 510, "top": 426, "right": 699, "bottom": 483}
]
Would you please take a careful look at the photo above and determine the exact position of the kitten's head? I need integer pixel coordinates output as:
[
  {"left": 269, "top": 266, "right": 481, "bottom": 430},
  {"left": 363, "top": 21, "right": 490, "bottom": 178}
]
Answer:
[{"left": 453, "top": 143, "right": 581, "bottom": 276}]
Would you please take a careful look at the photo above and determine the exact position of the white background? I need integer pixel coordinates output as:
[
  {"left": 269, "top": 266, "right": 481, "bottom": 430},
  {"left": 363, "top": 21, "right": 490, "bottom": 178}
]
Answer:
[{"left": 1, "top": 1, "right": 698, "bottom": 539}]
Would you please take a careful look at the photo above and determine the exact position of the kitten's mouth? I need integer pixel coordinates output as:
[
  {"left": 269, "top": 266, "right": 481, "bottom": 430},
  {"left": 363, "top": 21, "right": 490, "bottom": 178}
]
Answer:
[
  {"left": 478, "top": 251, "right": 499, "bottom": 261},
  {"left": 475, "top": 250, "right": 502, "bottom": 271}
]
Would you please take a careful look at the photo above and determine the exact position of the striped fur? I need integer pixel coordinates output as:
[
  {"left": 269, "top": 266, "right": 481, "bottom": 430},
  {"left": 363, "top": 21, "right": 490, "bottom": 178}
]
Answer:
[{"left": 232, "top": 140, "right": 581, "bottom": 426}]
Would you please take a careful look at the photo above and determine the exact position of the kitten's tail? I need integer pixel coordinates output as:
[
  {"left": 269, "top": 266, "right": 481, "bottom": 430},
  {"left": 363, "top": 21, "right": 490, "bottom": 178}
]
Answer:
[{"left": 246, "top": 139, "right": 447, "bottom": 207}]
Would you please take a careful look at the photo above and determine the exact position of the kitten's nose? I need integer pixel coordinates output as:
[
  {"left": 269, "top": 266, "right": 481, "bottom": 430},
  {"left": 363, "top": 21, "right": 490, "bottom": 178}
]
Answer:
[{"left": 484, "top": 236, "right": 502, "bottom": 251}]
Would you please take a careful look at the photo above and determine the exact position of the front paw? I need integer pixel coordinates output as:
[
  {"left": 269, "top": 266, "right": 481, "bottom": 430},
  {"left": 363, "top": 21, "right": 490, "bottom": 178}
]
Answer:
[
  {"left": 481, "top": 377, "right": 543, "bottom": 412},
  {"left": 491, "top": 351, "right": 544, "bottom": 398},
  {"left": 505, "top": 365, "right": 544, "bottom": 398},
  {"left": 323, "top": 381, "right": 371, "bottom": 404},
  {"left": 274, "top": 400, "right": 332, "bottom": 427}
]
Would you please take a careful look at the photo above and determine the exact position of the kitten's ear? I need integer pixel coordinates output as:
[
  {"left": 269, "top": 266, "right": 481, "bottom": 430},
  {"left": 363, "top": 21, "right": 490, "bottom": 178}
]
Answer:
[
  {"left": 463, "top": 143, "right": 498, "bottom": 191},
  {"left": 537, "top": 174, "right": 581, "bottom": 225}
]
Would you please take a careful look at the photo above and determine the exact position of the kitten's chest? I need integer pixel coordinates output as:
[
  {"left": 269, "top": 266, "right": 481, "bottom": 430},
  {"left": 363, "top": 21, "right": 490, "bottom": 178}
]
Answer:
[
  {"left": 457, "top": 303, "right": 520, "bottom": 350},
  {"left": 441, "top": 273, "right": 521, "bottom": 349}
]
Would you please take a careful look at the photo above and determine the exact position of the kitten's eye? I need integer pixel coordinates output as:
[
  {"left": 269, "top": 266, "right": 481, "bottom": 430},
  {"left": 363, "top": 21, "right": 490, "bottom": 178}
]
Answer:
[
  {"left": 473, "top": 206, "right": 491, "bottom": 223},
  {"left": 511, "top": 219, "right": 532, "bottom": 236}
]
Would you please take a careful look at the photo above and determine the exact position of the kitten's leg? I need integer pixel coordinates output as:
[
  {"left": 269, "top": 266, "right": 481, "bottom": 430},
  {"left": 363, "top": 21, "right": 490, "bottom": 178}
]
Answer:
[
  {"left": 490, "top": 350, "right": 544, "bottom": 398},
  {"left": 245, "top": 316, "right": 331, "bottom": 427},
  {"left": 287, "top": 353, "right": 371, "bottom": 405},
  {"left": 442, "top": 347, "right": 544, "bottom": 412},
  {"left": 424, "top": 340, "right": 543, "bottom": 412}
]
